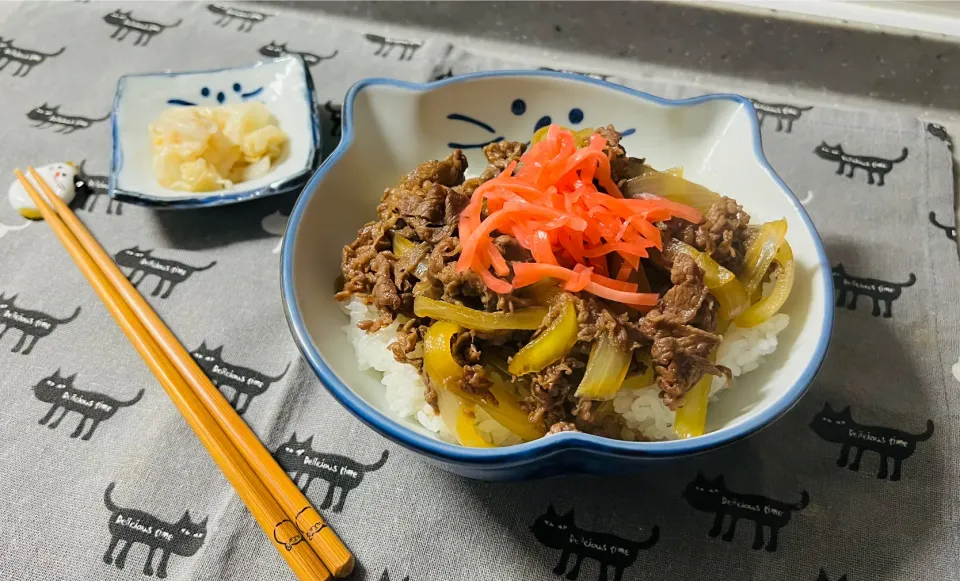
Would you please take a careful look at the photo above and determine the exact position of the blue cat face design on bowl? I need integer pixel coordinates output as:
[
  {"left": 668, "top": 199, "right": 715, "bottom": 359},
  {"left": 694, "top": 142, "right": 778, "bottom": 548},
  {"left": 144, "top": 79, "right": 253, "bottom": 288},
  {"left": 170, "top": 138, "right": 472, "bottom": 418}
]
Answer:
[
  {"left": 167, "top": 82, "right": 264, "bottom": 107},
  {"left": 446, "top": 98, "right": 636, "bottom": 149}
]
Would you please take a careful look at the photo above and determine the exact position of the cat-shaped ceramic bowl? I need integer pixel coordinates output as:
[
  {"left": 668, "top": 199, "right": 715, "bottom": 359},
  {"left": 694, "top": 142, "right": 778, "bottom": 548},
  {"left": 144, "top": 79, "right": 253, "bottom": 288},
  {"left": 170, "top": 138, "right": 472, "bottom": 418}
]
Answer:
[
  {"left": 110, "top": 56, "right": 320, "bottom": 209},
  {"left": 282, "top": 71, "right": 833, "bottom": 480}
]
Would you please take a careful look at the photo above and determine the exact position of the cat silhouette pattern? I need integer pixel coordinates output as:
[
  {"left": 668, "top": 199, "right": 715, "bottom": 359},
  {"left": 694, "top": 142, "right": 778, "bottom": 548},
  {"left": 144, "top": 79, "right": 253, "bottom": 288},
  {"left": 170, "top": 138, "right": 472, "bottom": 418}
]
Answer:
[
  {"left": 927, "top": 123, "right": 953, "bottom": 151},
  {"left": 323, "top": 101, "right": 342, "bottom": 138},
  {"left": 929, "top": 211, "right": 956, "bottom": 241},
  {"left": 26, "top": 103, "right": 110, "bottom": 134},
  {"left": 207, "top": 4, "right": 267, "bottom": 32},
  {"left": 430, "top": 68, "right": 454, "bottom": 82},
  {"left": 190, "top": 342, "right": 289, "bottom": 415},
  {"left": 532, "top": 505, "right": 658, "bottom": 581},
  {"left": 684, "top": 472, "right": 808, "bottom": 551},
  {"left": 0, "top": 36, "right": 64, "bottom": 77},
  {"left": 814, "top": 143, "right": 908, "bottom": 186},
  {"left": 810, "top": 403, "right": 933, "bottom": 481},
  {"left": 33, "top": 370, "right": 143, "bottom": 440},
  {"left": 102, "top": 483, "right": 206, "bottom": 578},
  {"left": 0, "top": 292, "right": 80, "bottom": 354},
  {"left": 273, "top": 434, "right": 388, "bottom": 513},
  {"left": 103, "top": 10, "right": 181, "bottom": 46},
  {"left": 750, "top": 99, "right": 812, "bottom": 133},
  {"left": 258, "top": 42, "right": 338, "bottom": 67},
  {"left": 114, "top": 246, "right": 216, "bottom": 299},
  {"left": 818, "top": 569, "right": 848, "bottom": 581},
  {"left": 380, "top": 571, "right": 410, "bottom": 581},
  {"left": 75, "top": 160, "right": 123, "bottom": 215},
  {"left": 832, "top": 263, "right": 915, "bottom": 318},
  {"left": 364, "top": 33, "right": 423, "bottom": 61}
]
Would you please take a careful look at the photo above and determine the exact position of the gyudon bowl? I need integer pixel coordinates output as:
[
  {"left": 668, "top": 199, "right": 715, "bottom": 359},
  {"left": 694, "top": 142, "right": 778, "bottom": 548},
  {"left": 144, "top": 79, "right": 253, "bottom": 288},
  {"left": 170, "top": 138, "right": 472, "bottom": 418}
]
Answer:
[{"left": 281, "top": 71, "right": 832, "bottom": 480}]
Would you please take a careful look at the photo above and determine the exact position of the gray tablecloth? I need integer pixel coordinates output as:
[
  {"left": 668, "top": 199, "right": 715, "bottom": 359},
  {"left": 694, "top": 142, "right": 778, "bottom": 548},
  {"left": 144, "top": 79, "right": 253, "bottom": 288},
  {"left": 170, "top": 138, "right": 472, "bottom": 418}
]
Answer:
[{"left": 1, "top": 3, "right": 958, "bottom": 581}]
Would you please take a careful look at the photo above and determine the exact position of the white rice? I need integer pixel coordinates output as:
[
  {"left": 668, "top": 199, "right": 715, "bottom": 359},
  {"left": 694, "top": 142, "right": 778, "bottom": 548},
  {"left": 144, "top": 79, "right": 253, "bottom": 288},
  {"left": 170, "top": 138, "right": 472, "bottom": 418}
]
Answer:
[
  {"left": 341, "top": 298, "right": 521, "bottom": 446},
  {"left": 340, "top": 298, "right": 452, "bottom": 441},
  {"left": 342, "top": 296, "right": 789, "bottom": 443},
  {"left": 613, "top": 313, "right": 790, "bottom": 440}
]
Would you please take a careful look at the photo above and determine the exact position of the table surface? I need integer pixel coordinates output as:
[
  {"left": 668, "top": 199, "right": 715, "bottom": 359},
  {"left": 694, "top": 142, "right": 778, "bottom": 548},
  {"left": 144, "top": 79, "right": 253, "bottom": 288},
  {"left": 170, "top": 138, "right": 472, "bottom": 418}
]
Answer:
[{"left": 0, "top": 3, "right": 959, "bottom": 581}]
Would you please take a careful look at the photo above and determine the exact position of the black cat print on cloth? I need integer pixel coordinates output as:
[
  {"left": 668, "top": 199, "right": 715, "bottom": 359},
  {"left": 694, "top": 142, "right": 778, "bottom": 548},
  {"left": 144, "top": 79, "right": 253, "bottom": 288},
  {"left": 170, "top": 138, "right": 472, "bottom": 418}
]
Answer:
[
  {"left": 430, "top": 68, "right": 454, "bottom": 82},
  {"left": 927, "top": 123, "right": 954, "bottom": 151},
  {"left": 832, "top": 263, "right": 915, "bottom": 318},
  {"left": 814, "top": 142, "right": 908, "bottom": 186},
  {"left": 114, "top": 247, "right": 216, "bottom": 299},
  {"left": 26, "top": 104, "right": 110, "bottom": 134},
  {"left": 364, "top": 33, "right": 423, "bottom": 61},
  {"left": 273, "top": 434, "right": 389, "bottom": 513},
  {"left": 324, "top": 101, "right": 342, "bottom": 138},
  {"left": 0, "top": 292, "right": 80, "bottom": 355},
  {"left": 532, "top": 505, "right": 658, "bottom": 581},
  {"left": 75, "top": 161, "right": 123, "bottom": 215},
  {"left": 380, "top": 571, "right": 410, "bottom": 581},
  {"left": 810, "top": 403, "right": 934, "bottom": 481},
  {"left": 190, "top": 342, "right": 289, "bottom": 415},
  {"left": 102, "top": 483, "right": 206, "bottom": 578},
  {"left": 684, "top": 472, "right": 808, "bottom": 552},
  {"left": 33, "top": 370, "right": 143, "bottom": 441},
  {"left": 207, "top": 4, "right": 268, "bottom": 32},
  {"left": 103, "top": 10, "right": 182, "bottom": 46},
  {"left": 818, "top": 569, "right": 848, "bottom": 581},
  {"left": 0, "top": 37, "right": 64, "bottom": 77},
  {"left": 258, "top": 42, "right": 338, "bottom": 67},
  {"left": 750, "top": 99, "right": 812, "bottom": 133},
  {"left": 929, "top": 211, "right": 957, "bottom": 241}
]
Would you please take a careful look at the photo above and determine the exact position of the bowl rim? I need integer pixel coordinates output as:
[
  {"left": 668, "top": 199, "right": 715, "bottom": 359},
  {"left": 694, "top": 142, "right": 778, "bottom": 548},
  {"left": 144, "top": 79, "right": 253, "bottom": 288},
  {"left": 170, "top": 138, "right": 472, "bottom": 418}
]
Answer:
[
  {"left": 281, "top": 69, "right": 834, "bottom": 464},
  {"left": 108, "top": 55, "right": 321, "bottom": 209}
]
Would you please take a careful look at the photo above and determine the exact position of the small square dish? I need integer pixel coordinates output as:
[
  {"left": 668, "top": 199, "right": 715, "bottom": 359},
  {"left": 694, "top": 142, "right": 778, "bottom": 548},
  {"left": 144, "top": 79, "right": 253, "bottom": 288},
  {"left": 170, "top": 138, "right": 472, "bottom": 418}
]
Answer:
[{"left": 110, "top": 56, "right": 320, "bottom": 209}]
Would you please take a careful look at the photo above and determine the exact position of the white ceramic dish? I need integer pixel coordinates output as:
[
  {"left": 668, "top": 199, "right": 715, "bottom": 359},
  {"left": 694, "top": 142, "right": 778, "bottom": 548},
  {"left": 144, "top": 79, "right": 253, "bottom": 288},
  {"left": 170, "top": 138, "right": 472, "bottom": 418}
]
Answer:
[
  {"left": 110, "top": 56, "right": 320, "bottom": 209},
  {"left": 281, "top": 71, "right": 833, "bottom": 479}
]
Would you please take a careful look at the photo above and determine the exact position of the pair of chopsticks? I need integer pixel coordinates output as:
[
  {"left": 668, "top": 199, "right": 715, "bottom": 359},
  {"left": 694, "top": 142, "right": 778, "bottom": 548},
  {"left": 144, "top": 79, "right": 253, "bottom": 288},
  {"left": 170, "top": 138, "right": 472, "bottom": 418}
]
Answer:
[{"left": 14, "top": 168, "right": 352, "bottom": 581}]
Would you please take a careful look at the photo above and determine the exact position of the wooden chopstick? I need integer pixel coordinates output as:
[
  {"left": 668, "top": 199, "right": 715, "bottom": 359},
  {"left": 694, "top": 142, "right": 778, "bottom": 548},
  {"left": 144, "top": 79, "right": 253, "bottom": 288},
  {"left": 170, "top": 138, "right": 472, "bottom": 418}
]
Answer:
[
  {"left": 24, "top": 167, "right": 354, "bottom": 577},
  {"left": 14, "top": 170, "right": 332, "bottom": 581}
]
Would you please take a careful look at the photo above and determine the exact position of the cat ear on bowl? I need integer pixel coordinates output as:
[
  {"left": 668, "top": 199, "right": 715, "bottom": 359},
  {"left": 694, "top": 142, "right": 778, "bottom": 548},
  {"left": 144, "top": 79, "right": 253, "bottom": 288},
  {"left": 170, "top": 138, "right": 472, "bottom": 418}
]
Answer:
[
  {"left": 303, "top": 435, "right": 315, "bottom": 448},
  {"left": 838, "top": 406, "right": 852, "bottom": 417},
  {"left": 821, "top": 402, "right": 835, "bottom": 413},
  {"left": 545, "top": 504, "right": 556, "bottom": 516},
  {"left": 713, "top": 475, "right": 726, "bottom": 487},
  {"left": 65, "top": 373, "right": 77, "bottom": 382}
]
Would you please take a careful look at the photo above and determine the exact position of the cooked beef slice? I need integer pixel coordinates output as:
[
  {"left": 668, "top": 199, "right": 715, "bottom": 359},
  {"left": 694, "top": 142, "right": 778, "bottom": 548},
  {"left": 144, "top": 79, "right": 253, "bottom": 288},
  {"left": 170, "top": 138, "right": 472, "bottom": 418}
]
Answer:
[
  {"left": 662, "top": 196, "right": 750, "bottom": 271},
  {"left": 639, "top": 254, "right": 728, "bottom": 409}
]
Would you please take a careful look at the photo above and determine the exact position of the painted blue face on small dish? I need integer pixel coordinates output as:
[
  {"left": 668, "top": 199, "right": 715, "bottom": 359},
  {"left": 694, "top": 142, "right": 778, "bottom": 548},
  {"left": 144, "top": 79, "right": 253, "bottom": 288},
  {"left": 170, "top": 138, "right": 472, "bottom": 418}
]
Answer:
[
  {"left": 447, "top": 98, "right": 636, "bottom": 149},
  {"left": 167, "top": 82, "right": 264, "bottom": 107}
]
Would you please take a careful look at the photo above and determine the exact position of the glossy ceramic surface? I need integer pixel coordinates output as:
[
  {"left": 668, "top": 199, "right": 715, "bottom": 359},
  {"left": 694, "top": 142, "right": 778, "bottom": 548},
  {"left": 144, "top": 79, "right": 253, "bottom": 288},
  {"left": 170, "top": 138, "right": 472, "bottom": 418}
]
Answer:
[
  {"left": 282, "top": 71, "right": 833, "bottom": 480},
  {"left": 110, "top": 56, "right": 320, "bottom": 209}
]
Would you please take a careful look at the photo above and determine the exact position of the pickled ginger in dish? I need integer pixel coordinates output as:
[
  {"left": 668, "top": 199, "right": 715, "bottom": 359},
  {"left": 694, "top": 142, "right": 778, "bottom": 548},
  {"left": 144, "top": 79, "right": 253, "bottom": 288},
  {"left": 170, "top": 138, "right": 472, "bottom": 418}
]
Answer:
[{"left": 149, "top": 102, "right": 288, "bottom": 192}]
